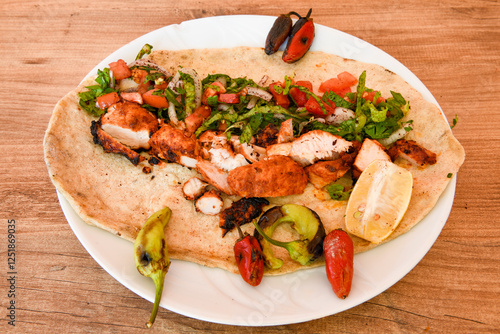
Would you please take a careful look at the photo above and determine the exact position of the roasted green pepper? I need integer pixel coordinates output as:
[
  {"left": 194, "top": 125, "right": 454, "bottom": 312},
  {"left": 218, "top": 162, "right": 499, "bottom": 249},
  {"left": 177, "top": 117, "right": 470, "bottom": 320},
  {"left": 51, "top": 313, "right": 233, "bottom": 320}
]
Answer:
[
  {"left": 253, "top": 204, "right": 326, "bottom": 269},
  {"left": 134, "top": 207, "right": 172, "bottom": 328}
]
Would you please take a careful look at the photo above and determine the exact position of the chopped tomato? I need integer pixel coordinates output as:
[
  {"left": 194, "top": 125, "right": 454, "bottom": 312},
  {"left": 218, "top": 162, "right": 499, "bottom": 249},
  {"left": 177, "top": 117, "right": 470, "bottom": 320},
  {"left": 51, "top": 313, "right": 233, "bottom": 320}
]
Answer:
[
  {"left": 154, "top": 82, "right": 169, "bottom": 90},
  {"left": 142, "top": 89, "right": 169, "bottom": 108},
  {"left": 218, "top": 93, "right": 240, "bottom": 104},
  {"left": 363, "top": 91, "right": 385, "bottom": 104},
  {"left": 337, "top": 71, "right": 358, "bottom": 87},
  {"left": 202, "top": 87, "right": 218, "bottom": 105},
  {"left": 269, "top": 82, "right": 290, "bottom": 109},
  {"left": 319, "top": 71, "right": 358, "bottom": 97},
  {"left": 305, "top": 96, "right": 336, "bottom": 117},
  {"left": 211, "top": 81, "right": 227, "bottom": 94},
  {"left": 185, "top": 105, "right": 212, "bottom": 133},
  {"left": 109, "top": 59, "right": 132, "bottom": 80},
  {"left": 96, "top": 92, "right": 120, "bottom": 110},
  {"left": 289, "top": 80, "right": 312, "bottom": 107}
]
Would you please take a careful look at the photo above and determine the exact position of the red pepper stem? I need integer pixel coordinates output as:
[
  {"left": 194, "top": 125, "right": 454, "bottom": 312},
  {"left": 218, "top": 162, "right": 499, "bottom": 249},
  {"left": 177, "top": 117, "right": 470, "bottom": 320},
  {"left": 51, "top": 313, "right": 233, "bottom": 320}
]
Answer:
[
  {"left": 305, "top": 8, "right": 312, "bottom": 19},
  {"left": 234, "top": 221, "right": 244, "bottom": 239}
]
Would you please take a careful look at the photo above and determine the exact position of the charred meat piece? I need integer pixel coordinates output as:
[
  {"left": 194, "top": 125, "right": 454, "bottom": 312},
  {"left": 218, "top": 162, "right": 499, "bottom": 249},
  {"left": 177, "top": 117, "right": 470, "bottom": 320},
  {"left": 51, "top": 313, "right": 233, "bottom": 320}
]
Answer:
[
  {"left": 219, "top": 197, "right": 269, "bottom": 237},
  {"left": 254, "top": 124, "right": 279, "bottom": 148},
  {"left": 101, "top": 102, "right": 158, "bottom": 150},
  {"left": 353, "top": 138, "right": 391, "bottom": 177},
  {"left": 182, "top": 177, "right": 209, "bottom": 200},
  {"left": 387, "top": 139, "right": 437, "bottom": 167},
  {"left": 305, "top": 154, "right": 355, "bottom": 189},
  {"left": 90, "top": 120, "right": 145, "bottom": 165},
  {"left": 228, "top": 155, "right": 308, "bottom": 198},
  {"left": 149, "top": 124, "right": 198, "bottom": 168},
  {"left": 196, "top": 160, "right": 234, "bottom": 195},
  {"left": 195, "top": 190, "right": 224, "bottom": 215}
]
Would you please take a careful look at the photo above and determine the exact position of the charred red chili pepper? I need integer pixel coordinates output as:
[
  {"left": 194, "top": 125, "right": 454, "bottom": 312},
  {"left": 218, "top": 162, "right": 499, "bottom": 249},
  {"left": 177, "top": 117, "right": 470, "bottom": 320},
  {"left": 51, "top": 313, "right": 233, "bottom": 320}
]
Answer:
[
  {"left": 265, "top": 13, "right": 293, "bottom": 55},
  {"left": 323, "top": 229, "right": 354, "bottom": 299},
  {"left": 282, "top": 8, "right": 315, "bottom": 63},
  {"left": 233, "top": 222, "right": 264, "bottom": 286}
]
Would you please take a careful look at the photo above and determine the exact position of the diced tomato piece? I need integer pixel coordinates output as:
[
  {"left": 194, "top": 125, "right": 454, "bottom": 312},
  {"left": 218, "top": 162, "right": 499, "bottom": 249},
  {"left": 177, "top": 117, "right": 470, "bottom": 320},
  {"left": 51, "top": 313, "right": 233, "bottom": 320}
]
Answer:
[
  {"left": 218, "top": 93, "right": 240, "bottom": 104},
  {"left": 289, "top": 80, "right": 312, "bottom": 107},
  {"left": 96, "top": 92, "right": 120, "bottom": 110},
  {"left": 109, "top": 59, "right": 132, "bottom": 80},
  {"left": 185, "top": 105, "right": 212, "bottom": 133},
  {"left": 363, "top": 91, "right": 385, "bottom": 104},
  {"left": 269, "top": 82, "right": 290, "bottom": 109},
  {"left": 305, "top": 97, "right": 336, "bottom": 117},
  {"left": 131, "top": 68, "right": 148, "bottom": 84},
  {"left": 202, "top": 87, "right": 218, "bottom": 105},
  {"left": 319, "top": 71, "right": 358, "bottom": 96},
  {"left": 154, "top": 82, "right": 169, "bottom": 90},
  {"left": 142, "top": 89, "right": 169, "bottom": 108},
  {"left": 210, "top": 81, "right": 227, "bottom": 94},
  {"left": 337, "top": 71, "right": 358, "bottom": 87},
  {"left": 120, "top": 92, "right": 143, "bottom": 104}
]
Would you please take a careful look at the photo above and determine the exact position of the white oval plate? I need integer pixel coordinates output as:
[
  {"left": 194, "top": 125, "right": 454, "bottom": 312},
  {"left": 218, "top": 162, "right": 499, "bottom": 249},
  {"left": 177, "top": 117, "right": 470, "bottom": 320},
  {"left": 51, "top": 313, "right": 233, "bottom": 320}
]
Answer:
[{"left": 58, "top": 15, "right": 456, "bottom": 326}]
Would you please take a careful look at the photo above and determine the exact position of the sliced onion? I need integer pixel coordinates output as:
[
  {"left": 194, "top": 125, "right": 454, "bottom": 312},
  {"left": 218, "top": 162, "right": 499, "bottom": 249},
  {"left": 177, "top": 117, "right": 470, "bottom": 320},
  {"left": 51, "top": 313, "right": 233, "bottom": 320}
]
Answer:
[
  {"left": 168, "top": 102, "right": 179, "bottom": 125},
  {"left": 215, "top": 76, "right": 227, "bottom": 88},
  {"left": 179, "top": 68, "right": 202, "bottom": 110},
  {"left": 247, "top": 87, "right": 273, "bottom": 101},
  {"left": 167, "top": 71, "right": 181, "bottom": 91},
  {"left": 218, "top": 103, "right": 231, "bottom": 111},
  {"left": 246, "top": 96, "right": 259, "bottom": 109},
  {"left": 128, "top": 59, "right": 171, "bottom": 77},
  {"left": 378, "top": 124, "right": 413, "bottom": 147}
]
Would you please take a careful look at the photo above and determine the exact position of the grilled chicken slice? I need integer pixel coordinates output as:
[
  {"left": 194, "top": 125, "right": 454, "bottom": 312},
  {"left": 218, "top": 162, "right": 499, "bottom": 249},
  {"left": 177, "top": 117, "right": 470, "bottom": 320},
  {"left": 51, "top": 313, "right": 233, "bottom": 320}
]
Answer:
[
  {"left": 198, "top": 130, "right": 248, "bottom": 171},
  {"left": 195, "top": 190, "right": 224, "bottom": 215},
  {"left": 387, "top": 139, "right": 437, "bottom": 167},
  {"left": 182, "top": 177, "right": 209, "bottom": 200},
  {"left": 196, "top": 159, "right": 234, "bottom": 195},
  {"left": 353, "top": 138, "right": 391, "bottom": 176},
  {"left": 219, "top": 197, "right": 269, "bottom": 236},
  {"left": 325, "top": 107, "right": 355, "bottom": 126},
  {"left": 149, "top": 124, "right": 199, "bottom": 168},
  {"left": 90, "top": 120, "right": 145, "bottom": 165},
  {"left": 238, "top": 142, "right": 267, "bottom": 163},
  {"left": 277, "top": 118, "right": 294, "bottom": 143},
  {"left": 227, "top": 155, "right": 308, "bottom": 198},
  {"left": 287, "top": 130, "right": 352, "bottom": 166},
  {"left": 100, "top": 102, "right": 158, "bottom": 150},
  {"left": 208, "top": 147, "right": 249, "bottom": 171},
  {"left": 266, "top": 142, "right": 292, "bottom": 157},
  {"left": 305, "top": 154, "right": 355, "bottom": 188}
]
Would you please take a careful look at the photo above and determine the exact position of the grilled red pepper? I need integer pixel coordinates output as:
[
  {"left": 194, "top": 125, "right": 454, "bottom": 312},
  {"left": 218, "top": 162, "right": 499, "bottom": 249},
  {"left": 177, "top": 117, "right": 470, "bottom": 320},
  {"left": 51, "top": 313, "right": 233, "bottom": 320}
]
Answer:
[
  {"left": 323, "top": 229, "right": 354, "bottom": 299},
  {"left": 265, "top": 13, "right": 293, "bottom": 55},
  {"left": 282, "top": 9, "right": 315, "bottom": 63},
  {"left": 234, "top": 222, "right": 264, "bottom": 286}
]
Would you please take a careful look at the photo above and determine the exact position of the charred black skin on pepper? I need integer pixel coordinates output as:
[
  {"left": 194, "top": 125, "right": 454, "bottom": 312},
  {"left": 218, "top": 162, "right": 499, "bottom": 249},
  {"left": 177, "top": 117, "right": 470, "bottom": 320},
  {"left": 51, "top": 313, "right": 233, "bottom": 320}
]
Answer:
[{"left": 265, "top": 14, "right": 293, "bottom": 55}]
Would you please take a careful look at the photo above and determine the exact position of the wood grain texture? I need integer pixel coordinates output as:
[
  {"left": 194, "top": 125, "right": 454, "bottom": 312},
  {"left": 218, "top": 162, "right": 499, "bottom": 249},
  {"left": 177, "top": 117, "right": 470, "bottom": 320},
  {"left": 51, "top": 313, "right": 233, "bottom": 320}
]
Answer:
[{"left": 1, "top": 0, "right": 499, "bottom": 332}]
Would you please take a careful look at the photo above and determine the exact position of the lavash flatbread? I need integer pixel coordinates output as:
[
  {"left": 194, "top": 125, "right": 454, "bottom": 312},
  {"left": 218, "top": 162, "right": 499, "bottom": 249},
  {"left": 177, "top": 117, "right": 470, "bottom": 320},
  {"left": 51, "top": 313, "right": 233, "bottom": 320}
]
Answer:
[{"left": 43, "top": 46, "right": 465, "bottom": 275}]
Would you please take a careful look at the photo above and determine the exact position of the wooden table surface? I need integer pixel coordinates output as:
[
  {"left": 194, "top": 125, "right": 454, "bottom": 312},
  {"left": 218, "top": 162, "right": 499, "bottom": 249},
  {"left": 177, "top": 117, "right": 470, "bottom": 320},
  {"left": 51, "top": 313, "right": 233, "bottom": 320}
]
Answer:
[{"left": 1, "top": 0, "right": 499, "bottom": 332}]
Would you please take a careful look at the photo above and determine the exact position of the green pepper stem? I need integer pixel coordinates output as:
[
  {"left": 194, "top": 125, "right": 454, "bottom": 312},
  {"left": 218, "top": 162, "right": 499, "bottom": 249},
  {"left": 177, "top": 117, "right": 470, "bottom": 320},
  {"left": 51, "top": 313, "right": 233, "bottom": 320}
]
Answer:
[
  {"left": 253, "top": 220, "right": 293, "bottom": 248},
  {"left": 146, "top": 267, "right": 168, "bottom": 328}
]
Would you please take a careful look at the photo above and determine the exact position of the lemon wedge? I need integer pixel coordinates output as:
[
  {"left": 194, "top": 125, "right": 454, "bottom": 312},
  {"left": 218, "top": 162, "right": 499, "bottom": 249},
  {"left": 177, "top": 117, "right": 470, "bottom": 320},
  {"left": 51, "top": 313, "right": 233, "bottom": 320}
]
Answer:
[{"left": 345, "top": 160, "right": 413, "bottom": 243}]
